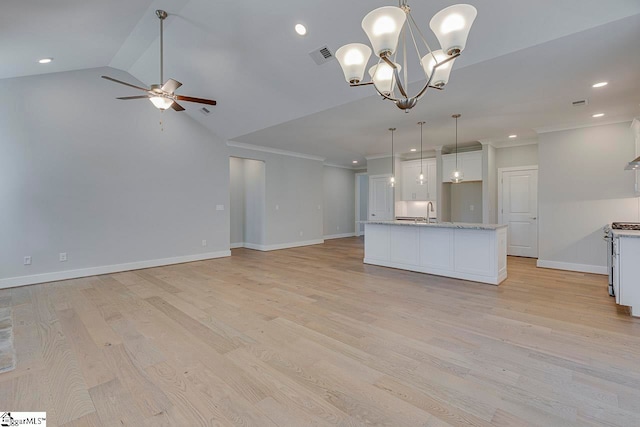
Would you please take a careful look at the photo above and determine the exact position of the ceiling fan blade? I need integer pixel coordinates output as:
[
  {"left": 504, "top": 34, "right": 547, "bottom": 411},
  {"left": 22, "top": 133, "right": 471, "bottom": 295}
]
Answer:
[
  {"left": 162, "top": 78, "right": 183, "bottom": 94},
  {"left": 175, "top": 95, "right": 217, "bottom": 106},
  {"left": 101, "top": 75, "right": 149, "bottom": 92},
  {"left": 171, "top": 102, "right": 185, "bottom": 111},
  {"left": 116, "top": 95, "right": 151, "bottom": 100}
]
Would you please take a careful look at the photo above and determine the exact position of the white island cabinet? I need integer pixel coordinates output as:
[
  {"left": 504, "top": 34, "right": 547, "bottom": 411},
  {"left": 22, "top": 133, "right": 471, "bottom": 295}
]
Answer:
[
  {"left": 613, "top": 230, "right": 640, "bottom": 317},
  {"left": 364, "top": 221, "right": 508, "bottom": 285}
]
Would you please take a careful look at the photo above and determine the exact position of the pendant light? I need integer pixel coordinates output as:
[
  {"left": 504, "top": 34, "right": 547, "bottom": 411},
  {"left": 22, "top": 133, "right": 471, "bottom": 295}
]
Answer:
[
  {"left": 416, "top": 121, "right": 426, "bottom": 185},
  {"left": 389, "top": 127, "right": 396, "bottom": 187},
  {"left": 451, "top": 114, "right": 464, "bottom": 183}
]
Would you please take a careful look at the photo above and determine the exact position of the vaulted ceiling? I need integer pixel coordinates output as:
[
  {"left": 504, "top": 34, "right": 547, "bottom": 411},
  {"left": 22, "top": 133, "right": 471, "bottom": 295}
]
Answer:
[{"left": 3, "top": 0, "right": 640, "bottom": 166}]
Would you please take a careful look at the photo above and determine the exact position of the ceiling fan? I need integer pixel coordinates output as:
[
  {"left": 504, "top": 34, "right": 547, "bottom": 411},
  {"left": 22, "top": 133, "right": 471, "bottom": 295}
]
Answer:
[{"left": 101, "top": 9, "right": 216, "bottom": 112}]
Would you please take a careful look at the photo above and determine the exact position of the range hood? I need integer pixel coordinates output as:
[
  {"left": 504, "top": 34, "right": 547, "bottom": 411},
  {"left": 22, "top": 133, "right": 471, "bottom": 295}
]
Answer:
[{"left": 626, "top": 118, "right": 640, "bottom": 170}]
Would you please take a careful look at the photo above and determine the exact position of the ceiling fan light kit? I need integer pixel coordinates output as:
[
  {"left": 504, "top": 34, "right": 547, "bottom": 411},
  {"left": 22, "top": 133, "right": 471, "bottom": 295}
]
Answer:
[
  {"left": 102, "top": 10, "right": 216, "bottom": 112},
  {"left": 335, "top": 1, "right": 476, "bottom": 111}
]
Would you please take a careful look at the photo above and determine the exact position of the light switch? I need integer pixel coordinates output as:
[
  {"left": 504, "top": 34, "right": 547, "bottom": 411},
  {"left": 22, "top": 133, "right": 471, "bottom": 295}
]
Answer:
[
  {"left": 470, "top": 205, "right": 474, "bottom": 211},
  {"left": 23, "top": 256, "right": 31, "bottom": 265},
  {"left": 216, "top": 205, "right": 224, "bottom": 211},
  {"left": 275, "top": 204, "right": 279, "bottom": 211}
]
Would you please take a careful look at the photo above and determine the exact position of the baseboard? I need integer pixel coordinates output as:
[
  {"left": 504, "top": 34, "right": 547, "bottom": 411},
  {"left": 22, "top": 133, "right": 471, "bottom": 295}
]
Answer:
[
  {"left": 0, "top": 250, "right": 231, "bottom": 290},
  {"left": 230, "top": 242, "right": 244, "bottom": 249},
  {"left": 242, "top": 239, "right": 324, "bottom": 252},
  {"left": 536, "top": 259, "right": 607, "bottom": 275},
  {"left": 323, "top": 232, "right": 356, "bottom": 240}
]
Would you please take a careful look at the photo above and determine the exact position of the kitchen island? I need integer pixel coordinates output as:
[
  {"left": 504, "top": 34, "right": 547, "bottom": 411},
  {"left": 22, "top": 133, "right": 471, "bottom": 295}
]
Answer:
[{"left": 364, "top": 221, "right": 508, "bottom": 285}]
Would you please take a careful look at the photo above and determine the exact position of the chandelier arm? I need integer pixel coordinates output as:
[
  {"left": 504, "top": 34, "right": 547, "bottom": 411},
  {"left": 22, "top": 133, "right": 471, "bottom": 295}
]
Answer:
[
  {"left": 405, "top": 15, "right": 425, "bottom": 67},
  {"left": 349, "top": 81, "right": 375, "bottom": 87},
  {"left": 381, "top": 55, "right": 408, "bottom": 99},
  {"left": 402, "top": 26, "right": 408, "bottom": 94},
  {"left": 407, "top": 12, "right": 436, "bottom": 57}
]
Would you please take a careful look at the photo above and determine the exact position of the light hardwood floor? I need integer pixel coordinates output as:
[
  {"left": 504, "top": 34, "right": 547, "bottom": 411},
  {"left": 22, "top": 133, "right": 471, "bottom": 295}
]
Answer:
[{"left": 1, "top": 237, "right": 640, "bottom": 426}]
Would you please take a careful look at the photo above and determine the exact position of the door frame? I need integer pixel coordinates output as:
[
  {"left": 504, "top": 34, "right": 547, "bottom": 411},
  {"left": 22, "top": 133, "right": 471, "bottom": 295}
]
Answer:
[{"left": 354, "top": 172, "right": 368, "bottom": 237}]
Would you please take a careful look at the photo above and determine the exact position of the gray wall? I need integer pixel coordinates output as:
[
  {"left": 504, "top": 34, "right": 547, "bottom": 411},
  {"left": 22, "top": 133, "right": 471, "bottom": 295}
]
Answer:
[
  {"left": 496, "top": 143, "right": 539, "bottom": 169},
  {"left": 244, "top": 159, "right": 266, "bottom": 246},
  {"left": 538, "top": 122, "right": 640, "bottom": 271},
  {"left": 450, "top": 182, "right": 483, "bottom": 223},
  {"left": 229, "top": 157, "right": 245, "bottom": 245},
  {"left": 0, "top": 67, "right": 230, "bottom": 284},
  {"left": 358, "top": 174, "right": 369, "bottom": 234},
  {"left": 227, "top": 146, "right": 324, "bottom": 247},
  {"left": 323, "top": 166, "right": 356, "bottom": 237}
]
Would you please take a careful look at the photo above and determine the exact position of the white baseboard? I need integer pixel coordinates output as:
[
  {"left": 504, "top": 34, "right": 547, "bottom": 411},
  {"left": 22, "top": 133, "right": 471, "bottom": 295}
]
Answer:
[
  {"left": 536, "top": 259, "right": 607, "bottom": 275},
  {"left": 323, "top": 232, "right": 356, "bottom": 240},
  {"left": 242, "top": 239, "right": 324, "bottom": 252},
  {"left": 0, "top": 250, "right": 231, "bottom": 290},
  {"left": 230, "top": 242, "right": 244, "bottom": 249}
]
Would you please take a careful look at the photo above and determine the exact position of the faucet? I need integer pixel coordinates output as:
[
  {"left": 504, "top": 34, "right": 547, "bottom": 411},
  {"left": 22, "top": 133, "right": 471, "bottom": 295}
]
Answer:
[{"left": 426, "top": 201, "right": 434, "bottom": 223}]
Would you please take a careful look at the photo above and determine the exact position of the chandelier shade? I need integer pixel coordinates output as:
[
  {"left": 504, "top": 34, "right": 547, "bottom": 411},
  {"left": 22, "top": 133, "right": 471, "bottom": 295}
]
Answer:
[
  {"left": 429, "top": 4, "right": 477, "bottom": 56},
  {"left": 361, "top": 6, "right": 407, "bottom": 56},
  {"left": 335, "top": 1, "right": 477, "bottom": 111},
  {"left": 369, "top": 62, "right": 401, "bottom": 96},
  {"left": 335, "top": 43, "right": 372, "bottom": 83},
  {"left": 421, "top": 49, "right": 456, "bottom": 88}
]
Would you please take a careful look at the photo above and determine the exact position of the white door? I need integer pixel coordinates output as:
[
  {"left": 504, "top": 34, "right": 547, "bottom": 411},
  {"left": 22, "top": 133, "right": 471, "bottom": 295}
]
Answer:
[
  {"left": 369, "top": 175, "right": 393, "bottom": 220},
  {"left": 500, "top": 168, "right": 538, "bottom": 257}
]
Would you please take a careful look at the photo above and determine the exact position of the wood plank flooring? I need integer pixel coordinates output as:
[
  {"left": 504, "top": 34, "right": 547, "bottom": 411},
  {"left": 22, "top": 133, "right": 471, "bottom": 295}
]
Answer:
[{"left": 1, "top": 237, "right": 640, "bottom": 426}]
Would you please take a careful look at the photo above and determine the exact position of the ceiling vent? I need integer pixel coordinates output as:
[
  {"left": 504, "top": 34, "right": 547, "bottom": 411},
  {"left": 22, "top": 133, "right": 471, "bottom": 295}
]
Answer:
[
  {"left": 572, "top": 99, "right": 588, "bottom": 107},
  {"left": 309, "top": 45, "right": 334, "bottom": 65},
  {"left": 200, "top": 107, "right": 211, "bottom": 115}
]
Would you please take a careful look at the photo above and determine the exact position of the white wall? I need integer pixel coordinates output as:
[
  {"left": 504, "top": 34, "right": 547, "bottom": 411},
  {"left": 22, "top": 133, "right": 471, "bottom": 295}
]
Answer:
[
  {"left": 496, "top": 143, "right": 539, "bottom": 169},
  {"left": 0, "top": 67, "right": 230, "bottom": 288},
  {"left": 227, "top": 146, "right": 324, "bottom": 249},
  {"left": 323, "top": 166, "right": 356, "bottom": 238},
  {"left": 244, "top": 159, "right": 266, "bottom": 247},
  {"left": 538, "top": 122, "right": 640, "bottom": 273}
]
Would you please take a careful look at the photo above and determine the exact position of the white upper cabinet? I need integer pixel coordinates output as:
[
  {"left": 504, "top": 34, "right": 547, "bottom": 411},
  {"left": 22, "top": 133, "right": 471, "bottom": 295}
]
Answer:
[
  {"left": 401, "top": 159, "right": 436, "bottom": 201},
  {"left": 442, "top": 150, "right": 483, "bottom": 182}
]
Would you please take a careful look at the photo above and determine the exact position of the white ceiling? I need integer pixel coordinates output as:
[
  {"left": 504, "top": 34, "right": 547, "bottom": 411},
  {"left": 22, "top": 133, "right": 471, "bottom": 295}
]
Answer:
[{"left": 3, "top": 0, "right": 640, "bottom": 166}]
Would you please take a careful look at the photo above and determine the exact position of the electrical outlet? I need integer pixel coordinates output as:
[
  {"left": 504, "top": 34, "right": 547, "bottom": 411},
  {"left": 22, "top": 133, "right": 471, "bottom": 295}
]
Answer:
[
  {"left": 299, "top": 231, "right": 303, "bottom": 237},
  {"left": 337, "top": 225, "right": 340, "bottom": 231},
  {"left": 275, "top": 204, "right": 279, "bottom": 211},
  {"left": 23, "top": 256, "right": 31, "bottom": 265},
  {"left": 202, "top": 239, "right": 207, "bottom": 247},
  {"left": 216, "top": 204, "right": 224, "bottom": 211},
  {"left": 59, "top": 252, "right": 67, "bottom": 262},
  {"left": 470, "top": 205, "right": 475, "bottom": 211}
]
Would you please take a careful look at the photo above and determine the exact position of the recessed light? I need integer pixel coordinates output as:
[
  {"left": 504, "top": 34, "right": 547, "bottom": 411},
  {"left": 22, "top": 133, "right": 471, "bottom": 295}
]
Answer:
[
  {"left": 592, "top": 81, "right": 608, "bottom": 88},
  {"left": 508, "top": 134, "right": 517, "bottom": 139},
  {"left": 38, "top": 58, "right": 53, "bottom": 64},
  {"left": 352, "top": 160, "right": 358, "bottom": 164},
  {"left": 410, "top": 148, "right": 417, "bottom": 152},
  {"left": 295, "top": 24, "right": 307, "bottom": 36},
  {"left": 592, "top": 113, "right": 605, "bottom": 118}
]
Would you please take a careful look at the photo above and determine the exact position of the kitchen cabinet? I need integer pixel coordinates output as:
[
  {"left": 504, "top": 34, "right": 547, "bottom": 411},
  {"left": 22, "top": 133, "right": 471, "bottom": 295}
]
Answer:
[
  {"left": 442, "top": 150, "right": 482, "bottom": 182},
  {"left": 401, "top": 159, "right": 436, "bottom": 201},
  {"left": 613, "top": 232, "right": 640, "bottom": 317}
]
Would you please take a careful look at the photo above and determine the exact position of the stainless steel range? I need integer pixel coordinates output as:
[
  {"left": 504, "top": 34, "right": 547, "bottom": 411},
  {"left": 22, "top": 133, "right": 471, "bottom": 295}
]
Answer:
[{"left": 604, "top": 222, "right": 640, "bottom": 297}]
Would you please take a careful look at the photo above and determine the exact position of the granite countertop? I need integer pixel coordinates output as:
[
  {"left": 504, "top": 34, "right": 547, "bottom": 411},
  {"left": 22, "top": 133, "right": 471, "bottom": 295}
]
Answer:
[
  {"left": 362, "top": 220, "right": 508, "bottom": 230},
  {"left": 612, "top": 229, "right": 640, "bottom": 238}
]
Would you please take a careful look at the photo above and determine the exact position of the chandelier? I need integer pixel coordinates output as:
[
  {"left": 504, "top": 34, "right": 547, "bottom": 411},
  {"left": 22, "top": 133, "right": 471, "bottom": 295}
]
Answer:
[{"left": 335, "top": 1, "right": 477, "bottom": 111}]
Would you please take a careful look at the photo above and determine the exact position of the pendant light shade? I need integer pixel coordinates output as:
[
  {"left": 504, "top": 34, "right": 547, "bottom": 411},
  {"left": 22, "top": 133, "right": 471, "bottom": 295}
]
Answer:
[
  {"left": 389, "top": 127, "right": 396, "bottom": 187},
  {"left": 361, "top": 6, "right": 407, "bottom": 57},
  {"left": 625, "top": 156, "right": 640, "bottom": 170},
  {"left": 429, "top": 4, "right": 477, "bottom": 56},
  {"left": 335, "top": 43, "right": 372, "bottom": 84},
  {"left": 416, "top": 121, "right": 426, "bottom": 185},
  {"left": 421, "top": 49, "right": 456, "bottom": 88},
  {"left": 369, "top": 62, "right": 401, "bottom": 96},
  {"left": 451, "top": 114, "right": 464, "bottom": 183}
]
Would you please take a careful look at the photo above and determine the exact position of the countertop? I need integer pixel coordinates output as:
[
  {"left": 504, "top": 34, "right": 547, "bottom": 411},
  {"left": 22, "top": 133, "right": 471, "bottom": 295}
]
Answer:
[
  {"left": 362, "top": 220, "right": 508, "bottom": 230},
  {"left": 612, "top": 229, "right": 640, "bottom": 238}
]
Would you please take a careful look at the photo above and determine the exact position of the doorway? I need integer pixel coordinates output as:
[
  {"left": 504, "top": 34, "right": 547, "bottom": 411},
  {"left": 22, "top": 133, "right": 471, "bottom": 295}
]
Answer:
[
  {"left": 229, "top": 157, "right": 266, "bottom": 250},
  {"left": 498, "top": 166, "right": 538, "bottom": 258},
  {"left": 355, "top": 173, "right": 369, "bottom": 236}
]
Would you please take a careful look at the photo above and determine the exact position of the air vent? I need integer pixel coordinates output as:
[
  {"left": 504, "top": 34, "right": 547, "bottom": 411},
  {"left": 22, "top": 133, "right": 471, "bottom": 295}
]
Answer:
[
  {"left": 200, "top": 107, "right": 211, "bottom": 115},
  {"left": 309, "top": 45, "right": 334, "bottom": 65},
  {"left": 572, "top": 99, "right": 588, "bottom": 107}
]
